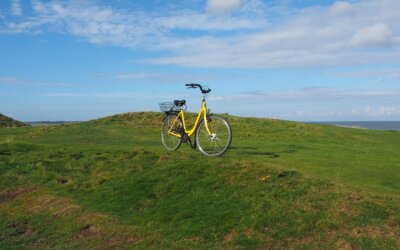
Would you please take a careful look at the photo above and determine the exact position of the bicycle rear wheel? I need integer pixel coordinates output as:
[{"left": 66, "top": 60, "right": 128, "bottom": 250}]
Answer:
[
  {"left": 196, "top": 116, "right": 232, "bottom": 157},
  {"left": 161, "top": 114, "right": 183, "bottom": 151}
]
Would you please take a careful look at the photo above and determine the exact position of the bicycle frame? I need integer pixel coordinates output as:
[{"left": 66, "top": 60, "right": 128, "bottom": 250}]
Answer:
[{"left": 168, "top": 99, "right": 211, "bottom": 138}]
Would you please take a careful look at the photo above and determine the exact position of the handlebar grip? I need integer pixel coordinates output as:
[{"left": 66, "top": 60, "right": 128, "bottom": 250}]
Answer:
[
  {"left": 186, "top": 83, "right": 198, "bottom": 89},
  {"left": 185, "top": 83, "right": 211, "bottom": 93},
  {"left": 185, "top": 83, "right": 194, "bottom": 88}
]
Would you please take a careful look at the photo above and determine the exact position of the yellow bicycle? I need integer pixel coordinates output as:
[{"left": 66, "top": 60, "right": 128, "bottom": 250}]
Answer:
[{"left": 159, "top": 83, "right": 232, "bottom": 157}]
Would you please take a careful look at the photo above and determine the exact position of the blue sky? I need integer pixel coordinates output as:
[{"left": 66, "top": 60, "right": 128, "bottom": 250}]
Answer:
[{"left": 1, "top": 0, "right": 399, "bottom": 121}]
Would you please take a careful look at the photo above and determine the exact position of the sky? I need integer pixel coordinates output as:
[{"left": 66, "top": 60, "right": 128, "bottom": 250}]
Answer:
[{"left": 0, "top": 0, "right": 399, "bottom": 122}]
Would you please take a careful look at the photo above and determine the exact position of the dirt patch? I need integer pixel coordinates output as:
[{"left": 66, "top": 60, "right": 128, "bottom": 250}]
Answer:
[
  {"left": 57, "top": 178, "right": 68, "bottom": 185},
  {"left": 24, "top": 227, "right": 33, "bottom": 237},
  {"left": 175, "top": 236, "right": 204, "bottom": 246},
  {"left": 350, "top": 225, "right": 398, "bottom": 239},
  {"left": 339, "top": 202, "right": 360, "bottom": 216},
  {"left": 338, "top": 193, "right": 364, "bottom": 216},
  {"left": 157, "top": 155, "right": 170, "bottom": 163},
  {"left": 28, "top": 194, "right": 80, "bottom": 217},
  {"left": 125, "top": 236, "right": 141, "bottom": 243},
  {"left": 277, "top": 170, "right": 298, "bottom": 179},
  {"left": 76, "top": 224, "right": 102, "bottom": 239},
  {"left": 0, "top": 187, "right": 35, "bottom": 203},
  {"left": 325, "top": 229, "right": 338, "bottom": 241},
  {"left": 347, "top": 193, "right": 364, "bottom": 202},
  {"left": 105, "top": 234, "right": 142, "bottom": 248},
  {"left": 223, "top": 230, "right": 237, "bottom": 243},
  {"left": 335, "top": 238, "right": 352, "bottom": 250},
  {"left": 8, "top": 222, "right": 33, "bottom": 237},
  {"left": 350, "top": 227, "right": 363, "bottom": 238},
  {"left": 3, "top": 189, "right": 144, "bottom": 248},
  {"left": 76, "top": 212, "right": 143, "bottom": 246},
  {"left": 286, "top": 235, "right": 314, "bottom": 249}
]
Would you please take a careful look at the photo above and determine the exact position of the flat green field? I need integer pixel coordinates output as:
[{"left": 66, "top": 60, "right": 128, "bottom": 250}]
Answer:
[{"left": 1, "top": 112, "right": 400, "bottom": 249}]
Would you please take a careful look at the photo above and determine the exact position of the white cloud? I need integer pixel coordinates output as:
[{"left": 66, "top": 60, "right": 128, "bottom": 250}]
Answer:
[
  {"left": 42, "top": 92, "right": 141, "bottom": 98},
  {"left": 271, "top": 106, "right": 400, "bottom": 120},
  {"left": 114, "top": 72, "right": 160, "bottom": 80},
  {"left": 2, "top": 1, "right": 264, "bottom": 47},
  {"left": 334, "top": 68, "right": 400, "bottom": 82},
  {"left": 211, "top": 86, "right": 400, "bottom": 120},
  {"left": 350, "top": 23, "right": 393, "bottom": 47},
  {"left": 0, "top": 76, "right": 20, "bottom": 84},
  {"left": 330, "top": 1, "right": 353, "bottom": 15},
  {"left": 1, "top": 0, "right": 400, "bottom": 69},
  {"left": 206, "top": 0, "right": 242, "bottom": 15},
  {"left": 154, "top": 12, "right": 264, "bottom": 31},
  {"left": 210, "top": 87, "right": 400, "bottom": 103},
  {"left": 11, "top": 0, "right": 22, "bottom": 16},
  {"left": 151, "top": 0, "right": 400, "bottom": 68},
  {"left": 112, "top": 71, "right": 216, "bottom": 83},
  {"left": 41, "top": 91, "right": 170, "bottom": 99},
  {"left": 365, "top": 106, "right": 400, "bottom": 116},
  {"left": 0, "top": 76, "right": 74, "bottom": 87}
]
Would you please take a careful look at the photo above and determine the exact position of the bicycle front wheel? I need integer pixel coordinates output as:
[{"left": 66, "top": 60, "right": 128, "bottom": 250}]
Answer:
[
  {"left": 161, "top": 114, "right": 182, "bottom": 151},
  {"left": 196, "top": 116, "right": 232, "bottom": 157}
]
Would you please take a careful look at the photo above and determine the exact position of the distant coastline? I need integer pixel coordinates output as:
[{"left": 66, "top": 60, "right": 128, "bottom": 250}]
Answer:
[{"left": 308, "top": 121, "right": 400, "bottom": 131}]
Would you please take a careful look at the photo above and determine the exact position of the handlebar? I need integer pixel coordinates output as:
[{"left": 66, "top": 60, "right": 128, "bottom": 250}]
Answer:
[{"left": 185, "top": 83, "right": 211, "bottom": 94}]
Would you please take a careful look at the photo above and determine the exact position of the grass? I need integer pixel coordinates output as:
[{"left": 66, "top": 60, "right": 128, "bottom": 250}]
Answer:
[
  {"left": 0, "top": 114, "right": 26, "bottom": 128},
  {"left": 1, "top": 112, "right": 400, "bottom": 249}
]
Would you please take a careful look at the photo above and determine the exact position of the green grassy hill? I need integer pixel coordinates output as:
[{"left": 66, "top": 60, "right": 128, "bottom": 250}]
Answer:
[
  {"left": 0, "top": 113, "right": 26, "bottom": 128},
  {"left": 1, "top": 112, "right": 400, "bottom": 249}
]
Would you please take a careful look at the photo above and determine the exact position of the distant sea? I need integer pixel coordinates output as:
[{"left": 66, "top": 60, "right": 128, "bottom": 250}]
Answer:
[{"left": 308, "top": 121, "right": 400, "bottom": 131}]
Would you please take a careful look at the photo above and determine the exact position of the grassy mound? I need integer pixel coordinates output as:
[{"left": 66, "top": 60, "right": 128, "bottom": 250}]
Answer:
[
  {"left": 0, "top": 113, "right": 26, "bottom": 128},
  {"left": 1, "top": 112, "right": 400, "bottom": 249}
]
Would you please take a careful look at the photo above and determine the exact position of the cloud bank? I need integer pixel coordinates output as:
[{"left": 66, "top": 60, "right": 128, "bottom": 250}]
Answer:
[
  {"left": 350, "top": 23, "right": 393, "bottom": 47},
  {"left": 1, "top": 0, "right": 400, "bottom": 69}
]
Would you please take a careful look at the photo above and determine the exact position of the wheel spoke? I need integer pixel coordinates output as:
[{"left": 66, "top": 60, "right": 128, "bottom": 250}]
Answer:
[{"left": 201, "top": 129, "right": 209, "bottom": 137}]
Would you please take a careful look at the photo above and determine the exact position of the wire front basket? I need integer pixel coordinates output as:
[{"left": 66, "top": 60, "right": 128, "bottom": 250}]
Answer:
[{"left": 159, "top": 102, "right": 180, "bottom": 112}]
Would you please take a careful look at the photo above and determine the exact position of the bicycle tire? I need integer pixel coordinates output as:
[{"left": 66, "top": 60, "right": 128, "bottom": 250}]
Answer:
[
  {"left": 196, "top": 116, "right": 232, "bottom": 157},
  {"left": 161, "top": 114, "right": 183, "bottom": 151}
]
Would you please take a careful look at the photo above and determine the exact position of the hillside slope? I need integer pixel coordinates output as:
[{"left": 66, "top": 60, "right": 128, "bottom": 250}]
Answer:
[
  {"left": 0, "top": 113, "right": 26, "bottom": 128},
  {"left": 1, "top": 112, "right": 400, "bottom": 249}
]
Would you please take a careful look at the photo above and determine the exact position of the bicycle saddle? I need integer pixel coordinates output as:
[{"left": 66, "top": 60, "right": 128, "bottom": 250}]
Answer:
[{"left": 174, "top": 100, "right": 186, "bottom": 106}]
